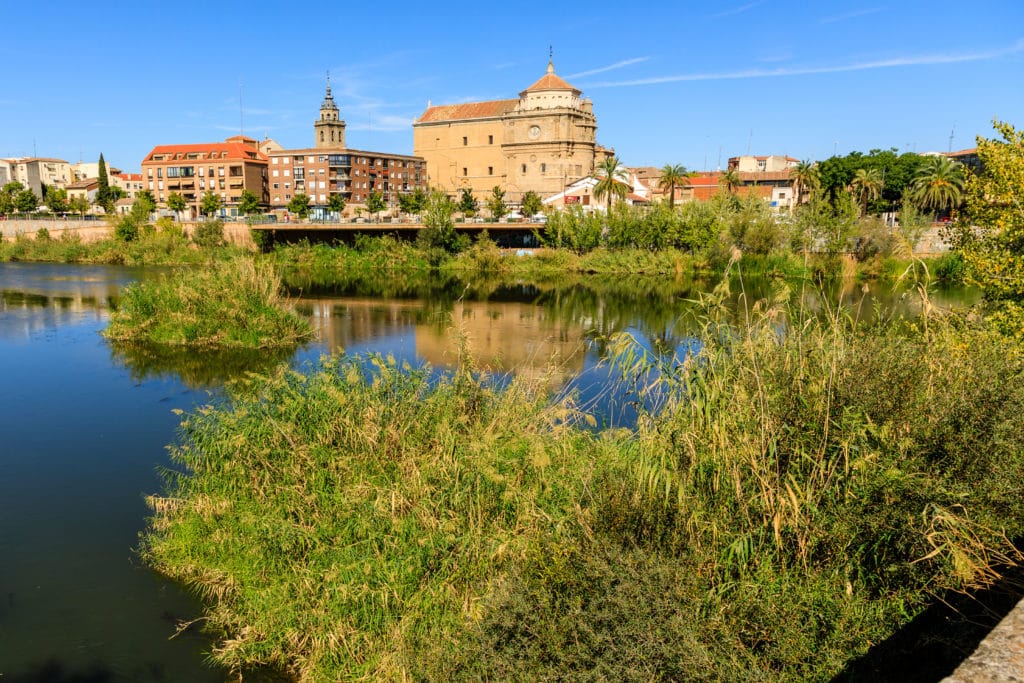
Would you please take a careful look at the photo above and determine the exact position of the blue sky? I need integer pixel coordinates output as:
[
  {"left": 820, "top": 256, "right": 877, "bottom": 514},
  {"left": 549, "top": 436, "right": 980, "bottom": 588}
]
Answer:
[{"left": 2, "top": 0, "right": 1021, "bottom": 173}]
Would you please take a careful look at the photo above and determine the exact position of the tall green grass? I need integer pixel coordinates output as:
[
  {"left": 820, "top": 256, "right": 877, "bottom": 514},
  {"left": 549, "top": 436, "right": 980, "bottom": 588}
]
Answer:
[
  {"left": 142, "top": 273, "right": 1024, "bottom": 680},
  {"left": 104, "top": 257, "right": 313, "bottom": 348}
]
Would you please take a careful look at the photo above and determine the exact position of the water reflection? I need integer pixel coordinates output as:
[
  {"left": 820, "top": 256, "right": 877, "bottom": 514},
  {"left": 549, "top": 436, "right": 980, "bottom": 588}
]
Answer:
[{"left": 109, "top": 343, "right": 298, "bottom": 389}]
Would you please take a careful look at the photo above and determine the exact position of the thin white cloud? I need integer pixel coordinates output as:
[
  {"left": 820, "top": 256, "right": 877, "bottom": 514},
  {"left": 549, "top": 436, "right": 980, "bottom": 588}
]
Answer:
[
  {"left": 585, "top": 39, "right": 1024, "bottom": 87},
  {"left": 348, "top": 114, "right": 414, "bottom": 132},
  {"left": 820, "top": 7, "right": 884, "bottom": 24},
  {"left": 711, "top": 1, "right": 766, "bottom": 19},
  {"left": 566, "top": 57, "right": 650, "bottom": 79}
]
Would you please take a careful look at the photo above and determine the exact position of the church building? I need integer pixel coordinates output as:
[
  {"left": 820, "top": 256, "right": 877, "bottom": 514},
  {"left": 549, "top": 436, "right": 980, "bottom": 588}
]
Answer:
[{"left": 413, "top": 59, "right": 606, "bottom": 202}]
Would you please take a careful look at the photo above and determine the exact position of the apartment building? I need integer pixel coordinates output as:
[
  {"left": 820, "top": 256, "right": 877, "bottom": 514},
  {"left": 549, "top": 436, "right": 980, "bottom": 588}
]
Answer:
[
  {"left": 267, "top": 148, "right": 425, "bottom": 214},
  {"left": 267, "top": 80, "right": 426, "bottom": 215},
  {"left": 141, "top": 135, "right": 268, "bottom": 218},
  {"left": 3, "top": 157, "right": 72, "bottom": 198}
]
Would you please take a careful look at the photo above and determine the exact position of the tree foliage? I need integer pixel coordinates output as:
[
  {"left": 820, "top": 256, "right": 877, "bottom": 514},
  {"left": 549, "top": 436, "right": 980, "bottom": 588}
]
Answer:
[
  {"left": 200, "top": 191, "right": 222, "bottom": 218},
  {"left": 398, "top": 188, "right": 427, "bottom": 215},
  {"left": 167, "top": 192, "right": 187, "bottom": 219},
  {"left": 593, "top": 157, "right": 630, "bottom": 212},
  {"left": 658, "top": 163, "right": 688, "bottom": 209},
  {"left": 366, "top": 190, "right": 387, "bottom": 220},
  {"left": 96, "top": 153, "right": 112, "bottom": 212},
  {"left": 955, "top": 120, "right": 1024, "bottom": 338},
  {"left": 238, "top": 189, "right": 262, "bottom": 216},
  {"left": 45, "top": 187, "right": 68, "bottom": 214},
  {"left": 487, "top": 186, "right": 508, "bottom": 220},
  {"left": 520, "top": 190, "right": 543, "bottom": 217},
  {"left": 457, "top": 188, "right": 478, "bottom": 216},
  {"left": 909, "top": 156, "right": 965, "bottom": 213},
  {"left": 288, "top": 193, "right": 311, "bottom": 219},
  {"left": 327, "top": 193, "right": 346, "bottom": 216}
]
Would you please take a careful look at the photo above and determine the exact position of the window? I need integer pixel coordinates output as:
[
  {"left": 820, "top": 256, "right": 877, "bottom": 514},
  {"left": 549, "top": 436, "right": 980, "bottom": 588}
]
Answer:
[
  {"left": 284, "top": 169, "right": 290, "bottom": 177},
  {"left": 488, "top": 167, "right": 493, "bottom": 175},
  {"left": 521, "top": 164, "right": 526, "bottom": 173},
  {"left": 272, "top": 183, "right": 279, "bottom": 189},
  {"left": 463, "top": 168, "right": 468, "bottom": 176},
  {"left": 156, "top": 168, "right": 162, "bottom": 178},
  {"left": 488, "top": 135, "right": 493, "bottom": 144},
  {"left": 285, "top": 183, "right": 290, "bottom": 189},
  {"left": 272, "top": 157, "right": 278, "bottom": 165},
  {"left": 272, "top": 170, "right": 279, "bottom": 177},
  {"left": 541, "top": 163, "right": 546, "bottom": 173},
  {"left": 308, "top": 156, "right": 315, "bottom": 164},
  {"left": 462, "top": 136, "right": 468, "bottom": 146},
  {"left": 779, "top": 192, "right": 787, "bottom": 199}
]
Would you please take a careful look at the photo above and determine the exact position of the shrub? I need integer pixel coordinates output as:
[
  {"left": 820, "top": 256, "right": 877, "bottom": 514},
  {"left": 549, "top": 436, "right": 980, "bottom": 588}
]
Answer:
[
  {"left": 35, "top": 227, "right": 51, "bottom": 241},
  {"left": 193, "top": 219, "right": 225, "bottom": 248}
]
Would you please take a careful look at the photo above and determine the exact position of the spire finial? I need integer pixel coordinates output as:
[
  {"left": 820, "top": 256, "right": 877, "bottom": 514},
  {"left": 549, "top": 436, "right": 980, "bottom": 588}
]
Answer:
[
  {"left": 326, "top": 70, "right": 332, "bottom": 97},
  {"left": 547, "top": 46, "right": 555, "bottom": 73}
]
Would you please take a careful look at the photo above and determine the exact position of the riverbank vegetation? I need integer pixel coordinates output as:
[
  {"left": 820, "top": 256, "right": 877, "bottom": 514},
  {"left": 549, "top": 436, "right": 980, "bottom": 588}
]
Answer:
[
  {"left": 141, "top": 276, "right": 1024, "bottom": 680},
  {"left": 0, "top": 216, "right": 248, "bottom": 265},
  {"left": 104, "top": 257, "right": 313, "bottom": 348},
  {"left": 129, "top": 121, "right": 1024, "bottom": 679}
]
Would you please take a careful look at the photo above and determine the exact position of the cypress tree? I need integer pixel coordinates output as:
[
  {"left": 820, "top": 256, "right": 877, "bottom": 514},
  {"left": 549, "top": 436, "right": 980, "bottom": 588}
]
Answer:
[{"left": 97, "top": 153, "right": 111, "bottom": 212}]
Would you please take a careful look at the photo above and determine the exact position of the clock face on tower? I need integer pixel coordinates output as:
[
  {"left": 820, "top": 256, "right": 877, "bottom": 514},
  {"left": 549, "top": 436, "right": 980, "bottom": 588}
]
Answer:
[{"left": 528, "top": 125, "right": 541, "bottom": 139}]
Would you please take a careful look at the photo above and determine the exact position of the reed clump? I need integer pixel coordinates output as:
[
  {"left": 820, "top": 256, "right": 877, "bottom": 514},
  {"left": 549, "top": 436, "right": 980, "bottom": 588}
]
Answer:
[
  {"left": 142, "top": 277, "right": 1024, "bottom": 681},
  {"left": 104, "top": 257, "right": 313, "bottom": 348}
]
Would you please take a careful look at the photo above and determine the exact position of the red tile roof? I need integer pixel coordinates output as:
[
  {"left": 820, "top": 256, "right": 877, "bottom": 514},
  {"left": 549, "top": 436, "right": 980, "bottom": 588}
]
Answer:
[
  {"left": 143, "top": 142, "right": 268, "bottom": 163},
  {"left": 522, "top": 71, "right": 579, "bottom": 94},
  {"left": 417, "top": 99, "right": 519, "bottom": 123}
]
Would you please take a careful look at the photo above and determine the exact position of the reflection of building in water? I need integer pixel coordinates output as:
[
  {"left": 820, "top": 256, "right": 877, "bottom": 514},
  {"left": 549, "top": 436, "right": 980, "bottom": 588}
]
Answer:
[
  {"left": 416, "top": 301, "right": 586, "bottom": 386},
  {"left": 296, "top": 297, "right": 587, "bottom": 386},
  {"left": 0, "top": 287, "right": 114, "bottom": 341}
]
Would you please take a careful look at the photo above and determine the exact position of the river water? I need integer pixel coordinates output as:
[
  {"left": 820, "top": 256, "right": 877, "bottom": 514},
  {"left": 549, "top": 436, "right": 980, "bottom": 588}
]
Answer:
[{"left": 0, "top": 261, "right": 980, "bottom": 681}]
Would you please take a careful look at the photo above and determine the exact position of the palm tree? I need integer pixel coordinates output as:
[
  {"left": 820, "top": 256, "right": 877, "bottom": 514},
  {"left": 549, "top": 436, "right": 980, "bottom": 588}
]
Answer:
[
  {"left": 593, "top": 156, "right": 630, "bottom": 213},
  {"left": 850, "top": 167, "right": 883, "bottom": 215},
  {"left": 909, "top": 156, "right": 964, "bottom": 213},
  {"left": 719, "top": 168, "right": 741, "bottom": 195},
  {"left": 789, "top": 160, "right": 819, "bottom": 205},
  {"left": 658, "top": 163, "right": 688, "bottom": 209}
]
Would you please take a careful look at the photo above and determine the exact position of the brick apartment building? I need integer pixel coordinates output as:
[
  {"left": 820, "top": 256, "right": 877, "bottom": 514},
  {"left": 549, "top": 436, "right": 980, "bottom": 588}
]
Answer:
[
  {"left": 141, "top": 135, "right": 268, "bottom": 219},
  {"left": 267, "top": 79, "right": 426, "bottom": 217}
]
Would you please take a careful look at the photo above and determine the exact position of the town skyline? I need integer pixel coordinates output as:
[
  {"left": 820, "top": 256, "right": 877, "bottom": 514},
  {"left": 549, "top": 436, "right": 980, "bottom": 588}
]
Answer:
[{"left": 2, "top": 0, "right": 1022, "bottom": 172}]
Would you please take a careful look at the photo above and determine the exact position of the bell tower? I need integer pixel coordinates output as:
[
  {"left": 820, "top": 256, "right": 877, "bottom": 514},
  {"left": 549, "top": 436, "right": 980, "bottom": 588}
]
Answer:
[{"left": 314, "top": 72, "right": 346, "bottom": 149}]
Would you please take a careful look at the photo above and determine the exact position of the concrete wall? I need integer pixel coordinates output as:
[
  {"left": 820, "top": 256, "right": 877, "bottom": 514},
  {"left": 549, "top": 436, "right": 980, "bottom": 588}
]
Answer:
[{"left": 0, "top": 219, "right": 255, "bottom": 247}]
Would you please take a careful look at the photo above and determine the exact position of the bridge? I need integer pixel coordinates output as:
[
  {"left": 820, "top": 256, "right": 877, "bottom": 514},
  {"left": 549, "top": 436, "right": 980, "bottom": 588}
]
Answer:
[{"left": 249, "top": 219, "right": 547, "bottom": 247}]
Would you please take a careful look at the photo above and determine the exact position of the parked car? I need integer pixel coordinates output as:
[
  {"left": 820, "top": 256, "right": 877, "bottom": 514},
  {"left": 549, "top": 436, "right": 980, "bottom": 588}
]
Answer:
[{"left": 531, "top": 213, "right": 547, "bottom": 223}]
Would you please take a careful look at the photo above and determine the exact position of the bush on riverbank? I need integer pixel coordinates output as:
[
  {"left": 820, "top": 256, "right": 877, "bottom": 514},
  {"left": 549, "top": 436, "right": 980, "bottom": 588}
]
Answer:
[
  {"left": 0, "top": 225, "right": 249, "bottom": 265},
  {"left": 142, "top": 281, "right": 1024, "bottom": 681},
  {"left": 104, "top": 257, "right": 313, "bottom": 348}
]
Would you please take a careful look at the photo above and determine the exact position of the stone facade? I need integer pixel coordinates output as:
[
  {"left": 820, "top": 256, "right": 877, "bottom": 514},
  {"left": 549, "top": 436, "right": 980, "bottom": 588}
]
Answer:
[{"left": 413, "top": 61, "right": 600, "bottom": 203}]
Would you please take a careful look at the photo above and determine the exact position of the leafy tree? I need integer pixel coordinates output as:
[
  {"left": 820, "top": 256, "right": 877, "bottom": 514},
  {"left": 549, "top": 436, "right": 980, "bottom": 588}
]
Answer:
[
  {"left": 167, "top": 192, "right": 187, "bottom": 220},
  {"left": 288, "top": 193, "right": 311, "bottom": 219},
  {"left": 69, "top": 195, "right": 90, "bottom": 218},
  {"left": 200, "top": 191, "right": 222, "bottom": 218},
  {"left": 193, "top": 219, "right": 225, "bottom": 248},
  {"left": 850, "top": 167, "right": 884, "bottom": 215},
  {"left": 45, "top": 187, "right": 68, "bottom": 214},
  {"left": 15, "top": 188, "right": 38, "bottom": 213},
  {"left": 521, "top": 190, "right": 543, "bottom": 217},
  {"left": 398, "top": 188, "right": 428, "bottom": 216},
  {"left": 457, "top": 188, "right": 478, "bottom": 216},
  {"left": 96, "top": 153, "right": 113, "bottom": 212},
  {"left": 0, "top": 183, "right": 20, "bottom": 215},
  {"left": 789, "top": 160, "right": 820, "bottom": 205},
  {"left": 719, "top": 168, "right": 741, "bottom": 195},
  {"left": 327, "top": 193, "right": 346, "bottom": 217},
  {"left": 658, "top": 163, "right": 688, "bottom": 209},
  {"left": 954, "top": 120, "right": 1024, "bottom": 337},
  {"left": 238, "top": 189, "right": 261, "bottom": 216},
  {"left": 366, "top": 190, "right": 386, "bottom": 221},
  {"left": 417, "top": 189, "right": 459, "bottom": 251},
  {"left": 909, "top": 155, "right": 964, "bottom": 214},
  {"left": 487, "top": 185, "right": 508, "bottom": 220},
  {"left": 593, "top": 156, "right": 630, "bottom": 212},
  {"left": 137, "top": 189, "right": 156, "bottom": 208}
]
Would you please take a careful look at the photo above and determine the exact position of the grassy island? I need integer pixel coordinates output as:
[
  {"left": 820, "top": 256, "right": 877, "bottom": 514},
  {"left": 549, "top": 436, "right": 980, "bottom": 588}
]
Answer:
[{"left": 104, "top": 257, "right": 313, "bottom": 348}]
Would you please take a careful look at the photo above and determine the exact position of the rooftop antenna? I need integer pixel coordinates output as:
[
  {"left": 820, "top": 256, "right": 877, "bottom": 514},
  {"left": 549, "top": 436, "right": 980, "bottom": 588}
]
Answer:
[
  {"left": 948, "top": 124, "right": 956, "bottom": 153},
  {"left": 239, "top": 76, "right": 244, "bottom": 137}
]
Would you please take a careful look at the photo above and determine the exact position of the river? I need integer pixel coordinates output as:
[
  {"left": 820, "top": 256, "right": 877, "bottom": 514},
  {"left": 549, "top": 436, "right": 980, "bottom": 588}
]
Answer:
[{"left": 0, "top": 261, "right": 980, "bottom": 681}]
